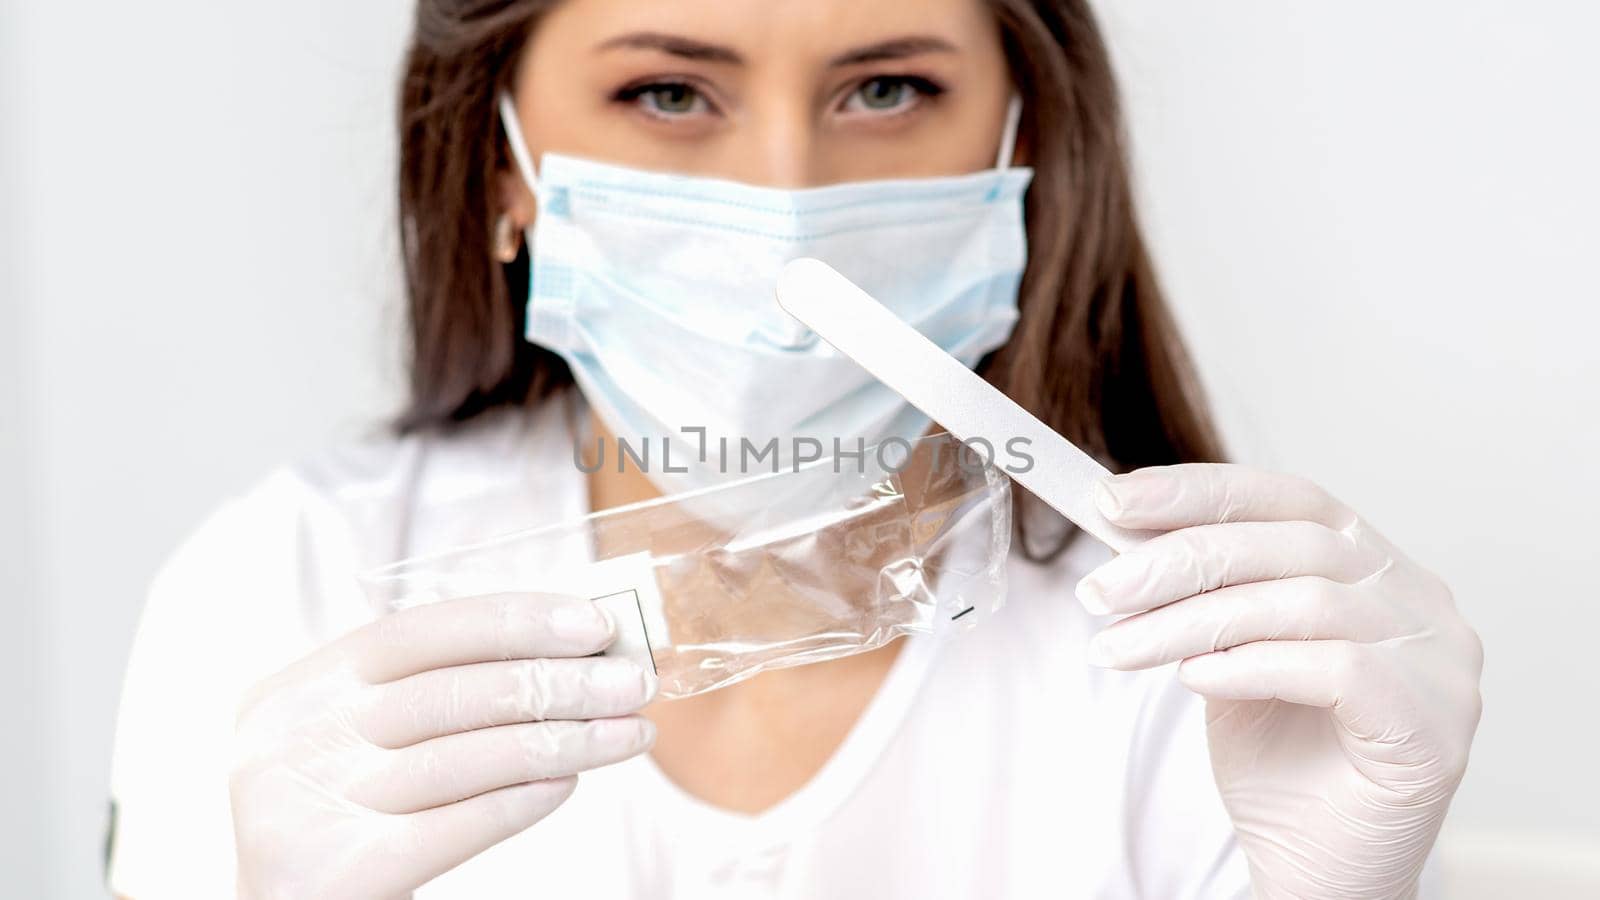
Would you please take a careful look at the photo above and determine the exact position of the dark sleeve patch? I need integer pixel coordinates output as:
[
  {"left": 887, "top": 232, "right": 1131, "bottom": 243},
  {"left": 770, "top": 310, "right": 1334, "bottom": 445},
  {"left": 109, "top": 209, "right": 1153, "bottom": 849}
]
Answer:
[{"left": 102, "top": 799, "right": 118, "bottom": 887}]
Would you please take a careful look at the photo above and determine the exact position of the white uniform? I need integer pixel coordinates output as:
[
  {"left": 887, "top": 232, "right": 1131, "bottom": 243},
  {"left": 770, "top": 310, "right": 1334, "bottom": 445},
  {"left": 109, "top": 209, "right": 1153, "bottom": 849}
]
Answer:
[{"left": 107, "top": 399, "right": 1251, "bottom": 898}]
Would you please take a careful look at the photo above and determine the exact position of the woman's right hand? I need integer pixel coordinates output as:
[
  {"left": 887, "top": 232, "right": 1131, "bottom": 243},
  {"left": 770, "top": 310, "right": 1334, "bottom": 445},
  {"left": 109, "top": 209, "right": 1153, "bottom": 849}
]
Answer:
[{"left": 229, "top": 593, "right": 656, "bottom": 900}]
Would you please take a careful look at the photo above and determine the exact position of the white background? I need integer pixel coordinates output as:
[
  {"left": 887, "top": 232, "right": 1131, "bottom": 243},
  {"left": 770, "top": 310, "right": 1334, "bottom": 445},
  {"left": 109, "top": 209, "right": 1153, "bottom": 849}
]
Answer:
[{"left": 2, "top": 1, "right": 1596, "bottom": 897}]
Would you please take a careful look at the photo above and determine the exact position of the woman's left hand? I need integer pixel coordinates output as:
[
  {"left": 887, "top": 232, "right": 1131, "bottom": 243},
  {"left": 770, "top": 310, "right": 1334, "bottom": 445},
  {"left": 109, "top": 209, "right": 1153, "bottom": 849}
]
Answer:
[{"left": 1077, "top": 464, "right": 1483, "bottom": 900}]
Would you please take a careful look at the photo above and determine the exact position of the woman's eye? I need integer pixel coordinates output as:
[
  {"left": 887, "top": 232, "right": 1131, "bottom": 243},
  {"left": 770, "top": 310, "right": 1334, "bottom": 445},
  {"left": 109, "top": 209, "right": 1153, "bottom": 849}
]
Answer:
[
  {"left": 621, "top": 82, "right": 709, "bottom": 118},
  {"left": 844, "top": 76, "right": 940, "bottom": 115},
  {"left": 858, "top": 78, "right": 909, "bottom": 110}
]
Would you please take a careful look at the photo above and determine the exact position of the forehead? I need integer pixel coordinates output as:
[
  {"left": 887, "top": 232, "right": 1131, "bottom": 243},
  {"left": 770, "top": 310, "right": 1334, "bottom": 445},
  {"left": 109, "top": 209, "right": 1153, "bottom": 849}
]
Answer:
[{"left": 537, "top": 0, "right": 998, "bottom": 60}]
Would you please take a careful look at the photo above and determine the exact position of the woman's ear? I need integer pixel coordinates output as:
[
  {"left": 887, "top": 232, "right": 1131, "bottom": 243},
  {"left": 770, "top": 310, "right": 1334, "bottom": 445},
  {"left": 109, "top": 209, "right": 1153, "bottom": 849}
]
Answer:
[
  {"left": 492, "top": 168, "right": 536, "bottom": 262},
  {"left": 1011, "top": 127, "right": 1032, "bottom": 168},
  {"left": 496, "top": 167, "right": 536, "bottom": 231},
  {"left": 1008, "top": 98, "right": 1032, "bottom": 168}
]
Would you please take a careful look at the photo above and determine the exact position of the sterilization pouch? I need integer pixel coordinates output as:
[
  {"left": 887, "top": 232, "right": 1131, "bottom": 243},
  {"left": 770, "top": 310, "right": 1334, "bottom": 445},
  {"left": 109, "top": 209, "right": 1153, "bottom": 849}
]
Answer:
[{"left": 359, "top": 433, "right": 1011, "bottom": 698}]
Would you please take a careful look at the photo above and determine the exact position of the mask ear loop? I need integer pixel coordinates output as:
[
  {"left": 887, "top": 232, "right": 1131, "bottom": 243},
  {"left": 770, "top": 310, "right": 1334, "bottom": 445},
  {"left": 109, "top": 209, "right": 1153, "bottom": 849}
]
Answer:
[
  {"left": 995, "top": 95, "right": 1023, "bottom": 171},
  {"left": 497, "top": 92, "right": 541, "bottom": 191}
]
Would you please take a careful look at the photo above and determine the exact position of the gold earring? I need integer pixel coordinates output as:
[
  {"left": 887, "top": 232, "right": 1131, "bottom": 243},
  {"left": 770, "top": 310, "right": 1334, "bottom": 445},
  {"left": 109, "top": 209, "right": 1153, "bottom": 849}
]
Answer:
[{"left": 493, "top": 213, "right": 521, "bottom": 263}]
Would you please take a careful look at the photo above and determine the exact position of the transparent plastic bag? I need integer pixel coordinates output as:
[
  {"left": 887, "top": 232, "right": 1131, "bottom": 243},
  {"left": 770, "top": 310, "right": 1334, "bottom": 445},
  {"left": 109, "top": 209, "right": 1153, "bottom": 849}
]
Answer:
[{"left": 359, "top": 433, "right": 1011, "bottom": 699}]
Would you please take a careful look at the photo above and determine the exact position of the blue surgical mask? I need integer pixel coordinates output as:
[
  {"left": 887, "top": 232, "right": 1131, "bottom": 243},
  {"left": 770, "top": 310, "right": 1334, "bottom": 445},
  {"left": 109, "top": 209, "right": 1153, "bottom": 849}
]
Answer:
[{"left": 499, "top": 94, "right": 1031, "bottom": 494}]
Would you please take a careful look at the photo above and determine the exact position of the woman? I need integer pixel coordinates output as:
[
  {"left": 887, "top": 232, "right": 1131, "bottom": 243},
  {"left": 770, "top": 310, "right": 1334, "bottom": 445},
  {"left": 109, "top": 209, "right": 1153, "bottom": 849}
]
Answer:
[{"left": 108, "top": 0, "right": 1483, "bottom": 897}]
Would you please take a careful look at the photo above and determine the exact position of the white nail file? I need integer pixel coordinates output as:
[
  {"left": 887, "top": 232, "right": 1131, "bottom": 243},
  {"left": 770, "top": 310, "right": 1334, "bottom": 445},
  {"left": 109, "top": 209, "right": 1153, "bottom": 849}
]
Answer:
[{"left": 775, "top": 258, "right": 1156, "bottom": 553}]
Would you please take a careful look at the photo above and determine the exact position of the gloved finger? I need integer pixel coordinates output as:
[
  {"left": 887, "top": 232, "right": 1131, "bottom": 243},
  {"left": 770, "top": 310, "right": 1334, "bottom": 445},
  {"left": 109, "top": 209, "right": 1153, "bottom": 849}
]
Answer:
[
  {"left": 1176, "top": 639, "right": 1380, "bottom": 712},
  {"left": 1075, "top": 520, "right": 1385, "bottom": 615},
  {"left": 1096, "top": 463, "right": 1358, "bottom": 532},
  {"left": 379, "top": 776, "right": 578, "bottom": 894},
  {"left": 352, "top": 716, "right": 654, "bottom": 814},
  {"left": 361, "top": 656, "right": 658, "bottom": 748},
  {"left": 351, "top": 593, "right": 615, "bottom": 684},
  {"left": 1176, "top": 639, "right": 1432, "bottom": 747},
  {"left": 1085, "top": 576, "right": 1396, "bottom": 670}
]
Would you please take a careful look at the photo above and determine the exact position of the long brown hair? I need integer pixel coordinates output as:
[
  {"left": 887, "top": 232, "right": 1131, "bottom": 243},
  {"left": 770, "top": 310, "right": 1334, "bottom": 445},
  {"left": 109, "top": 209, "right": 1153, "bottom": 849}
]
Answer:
[{"left": 396, "top": 0, "right": 1224, "bottom": 558}]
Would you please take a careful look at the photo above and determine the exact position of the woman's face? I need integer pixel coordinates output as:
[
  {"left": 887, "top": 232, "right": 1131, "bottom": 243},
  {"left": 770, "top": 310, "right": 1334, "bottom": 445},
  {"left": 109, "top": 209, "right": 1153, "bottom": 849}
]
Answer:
[{"left": 502, "top": 0, "right": 1013, "bottom": 218}]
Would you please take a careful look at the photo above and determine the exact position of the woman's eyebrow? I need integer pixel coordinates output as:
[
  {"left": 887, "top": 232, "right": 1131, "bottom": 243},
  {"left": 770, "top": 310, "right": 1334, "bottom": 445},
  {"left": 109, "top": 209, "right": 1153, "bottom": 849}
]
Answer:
[
  {"left": 827, "top": 36, "right": 959, "bottom": 67},
  {"left": 595, "top": 32, "right": 744, "bottom": 64},
  {"left": 593, "top": 33, "right": 958, "bottom": 68}
]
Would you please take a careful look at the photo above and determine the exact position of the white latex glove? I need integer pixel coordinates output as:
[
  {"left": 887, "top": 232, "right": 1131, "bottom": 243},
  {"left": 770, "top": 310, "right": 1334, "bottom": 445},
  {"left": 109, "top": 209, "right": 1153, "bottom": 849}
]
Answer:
[
  {"left": 1076, "top": 464, "right": 1482, "bottom": 900},
  {"left": 230, "top": 593, "right": 657, "bottom": 900}
]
